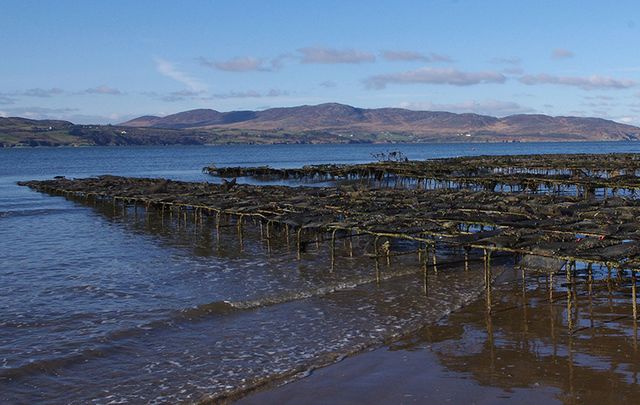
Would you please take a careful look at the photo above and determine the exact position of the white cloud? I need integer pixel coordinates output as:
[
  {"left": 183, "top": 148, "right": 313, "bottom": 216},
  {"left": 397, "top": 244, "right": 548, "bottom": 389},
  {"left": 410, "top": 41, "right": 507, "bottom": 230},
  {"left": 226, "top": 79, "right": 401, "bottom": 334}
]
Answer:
[
  {"left": 199, "top": 56, "right": 267, "bottom": 72},
  {"left": 298, "top": 47, "right": 375, "bottom": 64},
  {"left": 154, "top": 57, "right": 207, "bottom": 92},
  {"left": 519, "top": 73, "right": 637, "bottom": 90},
  {"left": 382, "top": 50, "right": 428, "bottom": 62},
  {"left": 198, "top": 54, "right": 291, "bottom": 72},
  {"left": 218, "top": 56, "right": 265, "bottom": 71},
  {"left": 365, "top": 67, "right": 506, "bottom": 89},
  {"left": 84, "top": 85, "right": 123, "bottom": 95},
  {"left": 381, "top": 50, "right": 453, "bottom": 63}
]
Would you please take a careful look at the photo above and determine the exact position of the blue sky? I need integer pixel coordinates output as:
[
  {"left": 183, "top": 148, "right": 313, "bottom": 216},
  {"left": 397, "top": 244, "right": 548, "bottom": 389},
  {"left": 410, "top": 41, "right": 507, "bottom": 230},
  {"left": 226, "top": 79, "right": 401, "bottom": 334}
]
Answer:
[{"left": 1, "top": 0, "right": 640, "bottom": 124}]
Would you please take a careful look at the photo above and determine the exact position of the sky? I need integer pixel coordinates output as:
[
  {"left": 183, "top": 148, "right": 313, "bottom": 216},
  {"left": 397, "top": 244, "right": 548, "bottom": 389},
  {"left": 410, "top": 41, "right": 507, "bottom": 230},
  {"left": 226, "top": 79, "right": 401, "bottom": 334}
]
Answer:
[{"left": 1, "top": 0, "right": 640, "bottom": 125}]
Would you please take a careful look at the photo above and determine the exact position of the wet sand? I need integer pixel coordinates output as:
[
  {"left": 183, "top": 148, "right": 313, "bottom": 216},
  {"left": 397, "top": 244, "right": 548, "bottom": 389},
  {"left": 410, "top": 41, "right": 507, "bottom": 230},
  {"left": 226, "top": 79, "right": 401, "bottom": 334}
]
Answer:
[
  {"left": 240, "top": 267, "right": 640, "bottom": 404},
  {"left": 238, "top": 346, "right": 559, "bottom": 405}
]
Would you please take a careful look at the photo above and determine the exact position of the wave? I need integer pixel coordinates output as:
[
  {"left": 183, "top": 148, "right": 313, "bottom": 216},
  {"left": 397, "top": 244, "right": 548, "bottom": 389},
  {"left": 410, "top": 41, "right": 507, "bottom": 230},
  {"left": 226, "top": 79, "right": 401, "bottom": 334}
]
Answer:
[
  {"left": 178, "top": 265, "right": 424, "bottom": 319},
  {"left": 0, "top": 347, "right": 112, "bottom": 381},
  {"left": 0, "top": 207, "right": 77, "bottom": 219},
  {"left": 0, "top": 267, "right": 425, "bottom": 381},
  {"left": 200, "top": 268, "right": 497, "bottom": 404}
]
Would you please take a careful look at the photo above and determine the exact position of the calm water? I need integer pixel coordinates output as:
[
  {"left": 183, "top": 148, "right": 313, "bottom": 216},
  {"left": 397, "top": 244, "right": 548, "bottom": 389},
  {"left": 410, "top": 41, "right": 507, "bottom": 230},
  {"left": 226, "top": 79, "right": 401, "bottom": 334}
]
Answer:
[{"left": 1, "top": 142, "right": 639, "bottom": 404}]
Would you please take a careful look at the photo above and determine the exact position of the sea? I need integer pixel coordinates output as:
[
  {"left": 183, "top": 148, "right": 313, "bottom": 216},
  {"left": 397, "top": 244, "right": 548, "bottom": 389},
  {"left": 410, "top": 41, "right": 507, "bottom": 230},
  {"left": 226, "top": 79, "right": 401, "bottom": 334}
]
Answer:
[{"left": 2, "top": 142, "right": 640, "bottom": 403}]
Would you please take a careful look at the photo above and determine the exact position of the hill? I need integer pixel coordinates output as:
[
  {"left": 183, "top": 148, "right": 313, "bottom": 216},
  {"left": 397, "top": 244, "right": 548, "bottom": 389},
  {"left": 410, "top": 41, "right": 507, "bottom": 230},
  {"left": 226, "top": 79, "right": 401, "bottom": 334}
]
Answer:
[
  {"left": 120, "top": 103, "right": 640, "bottom": 142},
  {"left": 2, "top": 103, "right": 640, "bottom": 147}
]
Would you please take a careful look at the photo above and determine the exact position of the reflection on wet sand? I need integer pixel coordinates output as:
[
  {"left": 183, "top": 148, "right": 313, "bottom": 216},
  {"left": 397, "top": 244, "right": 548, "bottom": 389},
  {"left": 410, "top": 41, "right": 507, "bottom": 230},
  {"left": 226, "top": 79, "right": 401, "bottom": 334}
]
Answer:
[{"left": 395, "top": 265, "right": 640, "bottom": 403}]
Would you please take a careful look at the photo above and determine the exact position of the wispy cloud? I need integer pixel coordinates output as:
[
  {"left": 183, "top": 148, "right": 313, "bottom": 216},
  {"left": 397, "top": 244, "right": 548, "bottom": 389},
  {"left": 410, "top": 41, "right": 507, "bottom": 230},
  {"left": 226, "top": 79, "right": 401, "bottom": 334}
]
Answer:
[
  {"left": 519, "top": 73, "right": 636, "bottom": 90},
  {"left": 4, "top": 87, "right": 124, "bottom": 99},
  {"left": 428, "top": 53, "right": 453, "bottom": 63},
  {"left": 381, "top": 50, "right": 453, "bottom": 63},
  {"left": 490, "top": 57, "right": 522, "bottom": 65},
  {"left": 199, "top": 56, "right": 266, "bottom": 72},
  {"left": 142, "top": 89, "right": 206, "bottom": 102},
  {"left": 22, "top": 88, "right": 65, "bottom": 98},
  {"left": 398, "top": 99, "right": 534, "bottom": 116},
  {"left": 365, "top": 67, "right": 506, "bottom": 89},
  {"left": 503, "top": 67, "right": 524, "bottom": 75},
  {"left": 144, "top": 88, "right": 288, "bottom": 102},
  {"left": 584, "top": 95, "right": 614, "bottom": 101},
  {"left": 491, "top": 58, "right": 523, "bottom": 75},
  {"left": 0, "top": 95, "right": 16, "bottom": 105},
  {"left": 160, "top": 95, "right": 187, "bottom": 103},
  {"left": 154, "top": 57, "right": 207, "bottom": 92},
  {"left": 551, "top": 48, "right": 575, "bottom": 60},
  {"left": 582, "top": 101, "right": 616, "bottom": 108},
  {"left": 170, "top": 90, "right": 204, "bottom": 97},
  {"left": 84, "top": 85, "right": 123, "bottom": 95},
  {"left": 319, "top": 80, "right": 337, "bottom": 88},
  {"left": 270, "top": 54, "right": 294, "bottom": 70},
  {"left": 265, "top": 89, "right": 287, "bottom": 97},
  {"left": 198, "top": 54, "right": 291, "bottom": 72},
  {"left": 162, "top": 89, "right": 206, "bottom": 102},
  {"left": 298, "top": 47, "right": 375, "bottom": 64},
  {"left": 208, "top": 89, "right": 289, "bottom": 99},
  {"left": 382, "top": 50, "right": 427, "bottom": 62}
]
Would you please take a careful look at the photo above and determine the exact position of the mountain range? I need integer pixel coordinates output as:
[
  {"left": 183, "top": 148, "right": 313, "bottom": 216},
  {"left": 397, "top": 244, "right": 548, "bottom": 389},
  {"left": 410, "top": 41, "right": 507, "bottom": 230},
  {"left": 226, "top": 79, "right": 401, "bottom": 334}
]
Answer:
[
  {"left": 120, "top": 103, "right": 640, "bottom": 142},
  {"left": 2, "top": 103, "right": 640, "bottom": 147}
]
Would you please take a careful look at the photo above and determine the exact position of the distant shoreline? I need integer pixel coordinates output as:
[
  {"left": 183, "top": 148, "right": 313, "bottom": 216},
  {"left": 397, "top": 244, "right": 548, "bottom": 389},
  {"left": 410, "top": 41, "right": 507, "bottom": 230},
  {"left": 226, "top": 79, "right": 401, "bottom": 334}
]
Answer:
[
  {"left": 3, "top": 103, "right": 640, "bottom": 147},
  {"left": 2, "top": 138, "right": 639, "bottom": 149}
]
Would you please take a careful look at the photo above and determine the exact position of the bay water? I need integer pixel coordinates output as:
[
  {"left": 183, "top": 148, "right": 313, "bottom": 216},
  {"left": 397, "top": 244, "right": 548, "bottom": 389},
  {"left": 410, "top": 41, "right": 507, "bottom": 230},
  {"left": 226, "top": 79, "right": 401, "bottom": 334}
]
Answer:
[{"left": 2, "top": 142, "right": 639, "bottom": 403}]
